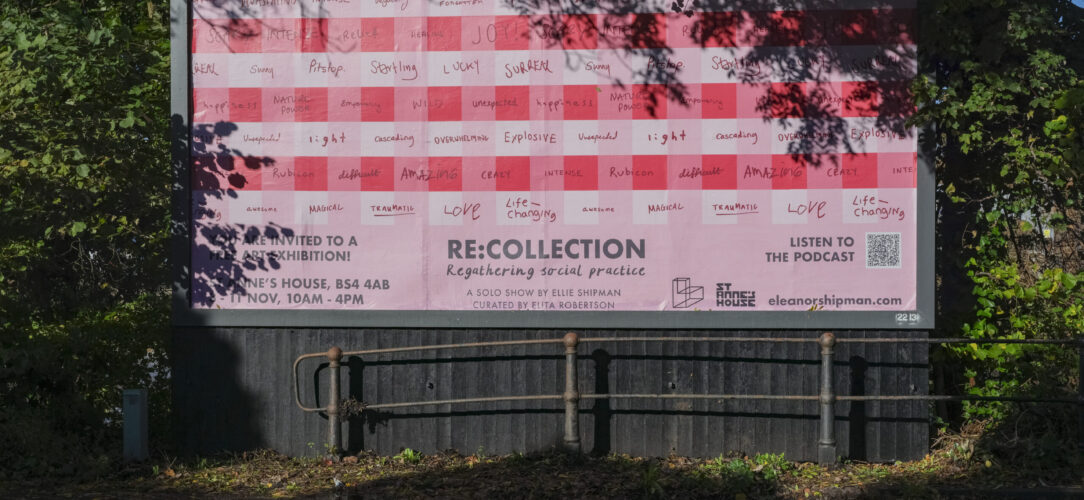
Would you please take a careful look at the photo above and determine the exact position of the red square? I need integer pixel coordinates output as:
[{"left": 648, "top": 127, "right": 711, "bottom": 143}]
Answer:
[
  {"left": 495, "top": 157, "right": 531, "bottom": 191},
  {"left": 228, "top": 88, "right": 262, "bottom": 122},
  {"left": 767, "top": 11, "right": 804, "bottom": 46},
  {"left": 563, "top": 156, "right": 598, "bottom": 190},
  {"left": 771, "top": 155, "right": 807, "bottom": 190},
  {"left": 770, "top": 82, "right": 806, "bottom": 118},
  {"left": 842, "top": 81, "right": 880, "bottom": 117},
  {"left": 295, "top": 88, "right": 328, "bottom": 122},
  {"left": 294, "top": 157, "right": 328, "bottom": 191},
  {"left": 840, "top": 10, "right": 878, "bottom": 45},
  {"left": 301, "top": 18, "right": 328, "bottom": 53},
  {"left": 230, "top": 156, "right": 263, "bottom": 191},
  {"left": 633, "top": 85, "right": 667, "bottom": 119},
  {"left": 701, "top": 155, "right": 737, "bottom": 189},
  {"left": 361, "top": 18, "right": 395, "bottom": 52},
  {"left": 428, "top": 157, "right": 462, "bottom": 191},
  {"left": 880, "top": 8, "right": 916, "bottom": 45},
  {"left": 361, "top": 87, "right": 395, "bottom": 122},
  {"left": 495, "top": 86, "right": 529, "bottom": 120},
  {"left": 562, "top": 15, "right": 599, "bottom": 50},
  {"left": 626, "top": 14, "right": 666, "bottom": 49},
  {"left": 695, "top": 12, "right": 737, "bottom": 47},
  {"left": 841, "top": 153, "right": 878, "bottom": 188},
  {"left": 494, "top": 16, "right": 530, "bottom": 50},
  {"left": 563, "top": 85, "right": 598, "bottom": 120},
  {"left": 428, "top": 87, "right": 462, "bottom": 121},
  {"left": 633, "top": 156, "right": 668, "bottom": 190},
  {"left": 701, "top": 83, "right": 736, "bottom": 118},
  {"left": 427, "top": 17, "right": 461, "bottom": 51},
  {"left": 360, "top": 158, "right": 395, "bottom": 191},
  {"left": 225, "top": 19, "right": 262, "bottom": 52}
]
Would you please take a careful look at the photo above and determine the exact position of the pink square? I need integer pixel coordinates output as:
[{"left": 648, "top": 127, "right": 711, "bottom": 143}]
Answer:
[
  {"left": 261, "top": 19, "right": 301, "bottom": 52},
  {"left": 395, "top": 157, "right": 428, "bottom": 191},
  {"left": 395, "top": 18, "right": 425, "bottom": 52},
  {"left": 806, "top": 155, "right": 843, "bottom": 189},
  {"left": 598, "top": 85, "right": 632, "bottom": 120},
  {"left": 495, "top": 86, "right": 529, "bottom": 120},
  {"left": 461, "top": 16, "right": 495, "bottom": 51},
  {"left": 428, "top": 157, "right": 462, "bottom": 192},
  {"left": 495, "top": 157, "right": 530, "bottom": 191},
  {"left": 804, "top": 10, "right": 838, "bottom": 46},
  {"left": 736, "top": 84, "right": 770, "bottom": 119},
  {"left": 841, "top": 153, "right": 879, "bottom": 189},
  {"left": 328, "top": 87, "right": 362, "bottom": 122},
  {"left": 428, "top": 17, "right": 461, "bottom": 51},
  {"left": 192, "top": 20, "right": 229, "bottom": 53},
  {"left": 193, "top": 88, "right": 229, "bottom": 123},
  {"left": 736, "top": 154, "right": 772, "bottom": 190},
  {"left": 530, "top": 85, "right": 563, "bottom": 121},
  {"left": 295, "top": 88, "right": 328, "bottom": 122},
  {"left": 666, "top": 13, "right": 698, "bottom": 49},
  {"left": 229, "top": 88, "right": 261, "bottom": 122},
  {"left": 530, "top": 156, "right": 562, "bottom": 190},
  {"left": 225, "top": 19, "right": 262, "bottom": 53},
  {"left": 295, "top": 157, "right": 328, "bottom": 191},
  {"left": 564, "top": 85, "right": 598, "bottom": 120},
  {"left": 263, "top": 157, "right": 295, "bottom": 191},
  {"left": 361, "top": 18, "right": 395, "bottom": 52},
  {"left": 462, "top": 156, "right": 495, "bottom": 191},
  {"left": 461, "top": 86, "right": 495, "bottom": 121},
  {"left": 599, "top": 156, "right": 633, "bottom": 190},
  {"left": 328, "top": 19, "right": 361, "bottom": 52},
  {"left": 494, "top": 16, "right": 530, "bottom": 50},
  {"left": 771, "top": 155, "right": 807, "bottom": 190},
  {"left": 878, "top": 152, "right": 917, "bottom": 188},
  {"left": 328, "top": 157, "right": 362, "bottom": 191},
  {"left": 633, "top": 156, "right": 668, "bottom": 190},
  {"left": 564, "top": 156, "right": 598, "bottom": 190},
  {"left": 393, "top": 87, "right": 427, "bottom": 122},
  {"left": 362, "top": 158, "right": 395, "bottom": 191},
  {"left": 669, "top": 84, "right": 702, "bottom": 120},
  {"left": 361, "top": 87, "right": 395, "bottom": 122},
  {"left": 428, "top": 87, "right": 462, "bottom": 121},
  {"left": 667, "top": 155, "right": 702, "bottom": 190},
  {"left": 301, "top": 18, "right": 329, "bottom": 53},
  {"left": 701, "top": 155, "right": 738, "bottom": 189}
]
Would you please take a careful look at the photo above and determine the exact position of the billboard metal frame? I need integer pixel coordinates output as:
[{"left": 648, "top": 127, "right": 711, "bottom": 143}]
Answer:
[{"left": 169, "top": 0, "right": 935, "bottom": 330}]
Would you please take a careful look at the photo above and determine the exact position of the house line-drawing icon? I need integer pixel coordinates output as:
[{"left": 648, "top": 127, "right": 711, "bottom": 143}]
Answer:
[{"left": 672, "top": 277, "right": 704, "bottom": 309}]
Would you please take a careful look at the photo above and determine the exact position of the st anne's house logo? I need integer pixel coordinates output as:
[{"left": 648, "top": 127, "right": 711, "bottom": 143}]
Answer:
[{"left": 672, "top": 278, "right": 704, "bottom": 308}]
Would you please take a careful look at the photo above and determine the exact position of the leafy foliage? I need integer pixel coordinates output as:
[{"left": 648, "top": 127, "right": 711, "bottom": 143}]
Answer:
[
  {"left": 914, "top": 0, "right": 1083, "bottom": 421},
  {"left": 0, "top": 0, "right": 171, "bottom": 477}
]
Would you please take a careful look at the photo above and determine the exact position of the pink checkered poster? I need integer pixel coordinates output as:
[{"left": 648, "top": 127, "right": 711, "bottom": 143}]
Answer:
[{"left": 187, "top": 0, "right": 923, "bottom": 320}]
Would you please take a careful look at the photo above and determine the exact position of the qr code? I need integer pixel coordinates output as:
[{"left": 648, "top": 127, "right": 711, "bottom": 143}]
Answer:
[{"left": 866, "top": 232, "right": 902, "bottom": 268}]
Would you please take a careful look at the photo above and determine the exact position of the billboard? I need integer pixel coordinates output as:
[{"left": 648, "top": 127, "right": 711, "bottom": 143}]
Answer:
[{"left": 171, "top": 0, "right": 933, "bottom": 329}]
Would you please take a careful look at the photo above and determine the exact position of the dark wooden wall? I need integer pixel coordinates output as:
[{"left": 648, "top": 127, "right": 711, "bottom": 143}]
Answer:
[{"left": 172, "top": 329, "right": 928, "bottom": 462}]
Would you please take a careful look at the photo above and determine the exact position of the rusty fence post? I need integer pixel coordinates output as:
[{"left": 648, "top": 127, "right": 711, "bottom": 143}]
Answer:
[
  {"left": 817, "top": 332, "right": 837, "bottom": 465},
  {"left": 327, "top": 346, "right": 343, "bottom": 460},
  {"left": 563, "top": 332, "right": 581, "bottom": 453}
]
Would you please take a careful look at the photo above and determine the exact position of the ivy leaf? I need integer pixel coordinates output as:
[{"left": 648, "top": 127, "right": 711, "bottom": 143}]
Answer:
[{"left": 70, "top": 221, "right": 86, "bottom": 236}]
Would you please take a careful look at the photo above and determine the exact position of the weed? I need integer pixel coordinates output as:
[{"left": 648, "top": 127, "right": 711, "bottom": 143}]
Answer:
[
  {"left": 753, "top": 452, "right": 792, "bottom": 481},
  {"left": 394, "top": 448, "right": 422, "bottom": 464},
  {"left": 639, "top": 462, "right": 665, "bottom": 498}
]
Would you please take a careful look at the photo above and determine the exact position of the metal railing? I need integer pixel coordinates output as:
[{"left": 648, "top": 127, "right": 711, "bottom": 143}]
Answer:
[{"left": 292, "top": 332, "right": 1084, "bottom": 464}]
